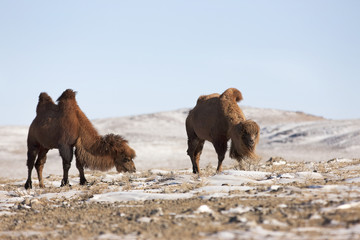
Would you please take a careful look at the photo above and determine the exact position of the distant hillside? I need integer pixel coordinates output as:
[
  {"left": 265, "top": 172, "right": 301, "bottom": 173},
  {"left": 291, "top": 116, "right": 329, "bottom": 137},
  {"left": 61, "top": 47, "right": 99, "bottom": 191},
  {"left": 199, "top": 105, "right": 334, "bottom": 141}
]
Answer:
[{"left": 1, "top": 107, "right": 359, "bottom": 179}]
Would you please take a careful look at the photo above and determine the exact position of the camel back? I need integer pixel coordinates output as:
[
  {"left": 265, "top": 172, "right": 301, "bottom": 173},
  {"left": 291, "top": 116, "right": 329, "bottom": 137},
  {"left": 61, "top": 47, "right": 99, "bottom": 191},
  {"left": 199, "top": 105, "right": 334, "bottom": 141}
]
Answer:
[{"left": 196, "top": 93, "right": 220, "bottom": 105}]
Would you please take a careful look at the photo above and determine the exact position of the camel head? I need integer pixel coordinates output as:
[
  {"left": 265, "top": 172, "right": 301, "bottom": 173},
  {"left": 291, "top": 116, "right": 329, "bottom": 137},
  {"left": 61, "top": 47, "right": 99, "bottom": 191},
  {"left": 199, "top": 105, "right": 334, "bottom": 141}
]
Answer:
[
  {"left": 114, "top": 145, "right": 136, "bottom": 173},
  {"left": 229, "top": 119, "right": 260, "bottom": 160},
  {"left": 101, "top": 134, "right": 136, "bottom": 173}
]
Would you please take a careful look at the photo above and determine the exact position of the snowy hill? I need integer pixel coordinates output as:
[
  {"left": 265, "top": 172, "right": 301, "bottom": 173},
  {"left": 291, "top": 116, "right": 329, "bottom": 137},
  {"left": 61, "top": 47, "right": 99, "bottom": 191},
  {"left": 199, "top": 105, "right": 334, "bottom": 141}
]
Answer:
[
  {"left": 1, "top": 107, "right": 360, "bottom": 240},
  {"left": 0, "top": 106, "right": 359, "bottom": 179}
]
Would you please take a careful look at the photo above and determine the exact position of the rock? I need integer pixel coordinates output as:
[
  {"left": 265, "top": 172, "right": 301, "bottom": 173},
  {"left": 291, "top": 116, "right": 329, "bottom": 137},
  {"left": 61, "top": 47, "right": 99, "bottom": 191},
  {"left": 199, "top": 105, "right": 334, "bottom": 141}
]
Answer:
[
  {"left": 229, "top": 216, "right": 247, "bottom": 223},
  {"left": 150, "top": 207, "right": 164, "bottom": 216},
  {"left": 23, "top": 198, "right": 31, "bottom": 206},
  {"left": 30, "top": 199, "right": 42, "bottom": 207}
]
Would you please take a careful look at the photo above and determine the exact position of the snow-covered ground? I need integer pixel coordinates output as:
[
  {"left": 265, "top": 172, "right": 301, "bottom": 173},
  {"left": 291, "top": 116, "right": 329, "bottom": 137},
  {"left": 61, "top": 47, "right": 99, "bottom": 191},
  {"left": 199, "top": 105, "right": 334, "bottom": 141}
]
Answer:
[
  {"left": 1, "top": 159, "right": 358, "bottom": 207},
  {"left": 1, "top": 158, "right": 360, "bottom": 239}
]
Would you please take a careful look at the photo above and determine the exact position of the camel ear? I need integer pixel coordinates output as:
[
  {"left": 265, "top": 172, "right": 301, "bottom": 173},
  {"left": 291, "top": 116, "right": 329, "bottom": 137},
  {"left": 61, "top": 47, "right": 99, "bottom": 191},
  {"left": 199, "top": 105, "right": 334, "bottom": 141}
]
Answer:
[{"left": 126, "top": 147, "right": 136, "bottom": 159}]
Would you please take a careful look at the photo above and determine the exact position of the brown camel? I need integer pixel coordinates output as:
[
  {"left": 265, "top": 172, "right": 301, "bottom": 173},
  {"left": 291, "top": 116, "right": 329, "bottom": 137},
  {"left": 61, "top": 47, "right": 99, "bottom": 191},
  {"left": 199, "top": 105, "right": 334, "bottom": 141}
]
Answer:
[
  {"left": 25, "top": 89, "right": 136, "bottom": 189},
  {"left": 186, "top": 88, "right": 260, "bottom": 174}
]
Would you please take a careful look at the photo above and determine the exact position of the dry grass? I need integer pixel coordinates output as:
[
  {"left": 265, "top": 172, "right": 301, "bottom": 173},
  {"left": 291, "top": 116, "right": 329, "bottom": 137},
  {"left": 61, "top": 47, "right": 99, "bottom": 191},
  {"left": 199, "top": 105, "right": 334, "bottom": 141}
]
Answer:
[{"left": 1, "top": 157, "right": 360, "bottom": 240}]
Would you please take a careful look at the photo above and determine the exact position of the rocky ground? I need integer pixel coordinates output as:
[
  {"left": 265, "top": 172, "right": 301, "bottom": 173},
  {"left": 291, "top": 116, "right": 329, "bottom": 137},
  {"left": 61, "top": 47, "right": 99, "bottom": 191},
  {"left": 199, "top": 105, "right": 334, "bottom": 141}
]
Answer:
[{"left": 1, "top": 158, "right": 360, "bottom": 240}]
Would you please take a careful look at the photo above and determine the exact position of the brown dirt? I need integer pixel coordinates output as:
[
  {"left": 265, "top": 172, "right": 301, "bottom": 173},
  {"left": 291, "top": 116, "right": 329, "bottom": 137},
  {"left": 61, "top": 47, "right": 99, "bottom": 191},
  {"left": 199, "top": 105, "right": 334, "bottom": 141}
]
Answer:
[{"left": 1, "top": 158, "right": 360, "bottom": 240}]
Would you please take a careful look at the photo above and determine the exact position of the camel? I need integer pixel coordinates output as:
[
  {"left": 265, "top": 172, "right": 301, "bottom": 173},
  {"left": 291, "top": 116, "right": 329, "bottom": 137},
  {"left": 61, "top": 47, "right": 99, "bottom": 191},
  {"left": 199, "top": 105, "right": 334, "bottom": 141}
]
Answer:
[
  {"left": 186, "top": 88, "right": 260, "bottom": 174},
  {"left": 24, "top": 89, "right": 136, "bottom": 189}
]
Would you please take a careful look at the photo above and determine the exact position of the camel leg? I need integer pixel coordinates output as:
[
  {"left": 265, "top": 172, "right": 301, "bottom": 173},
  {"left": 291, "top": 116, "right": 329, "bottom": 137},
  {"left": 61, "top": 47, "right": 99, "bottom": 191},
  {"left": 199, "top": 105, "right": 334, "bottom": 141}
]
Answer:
[
  {"left": 35, "top": 148, "right": 49, "bottom": 188},
  {"left": 75, "top": 149, "right": 87, "bottom": 185},
  {"left": 25, "top": 145, "right": 39, "bottom": 189},
  {"left": 186, "top": 121, "right": 198, "bottom": 174},
  {"left": 187, "top": 137, "right": 204, "bottom": 174},
  {"left": 187, "top": 138, "right": 197, "bottom": 173},
  {"left": 194, "top": 140, "right": 205, "bottom": 174},
  {"left": 213, "top": 140, "right": 228, "bottom": 173},
  {"left": 76, "top": 160, "right": 87, "bottom": 185},
  {"left": 59, "top": 144, "right": 74, "bottom": 187}
]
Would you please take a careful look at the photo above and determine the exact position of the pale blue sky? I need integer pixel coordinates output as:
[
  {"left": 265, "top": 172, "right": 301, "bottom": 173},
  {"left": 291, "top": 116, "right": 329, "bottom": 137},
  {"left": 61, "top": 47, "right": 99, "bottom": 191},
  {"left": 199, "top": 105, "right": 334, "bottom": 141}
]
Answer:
[{"left": 1, "top": 1, "right": 359, "bottom": 125}]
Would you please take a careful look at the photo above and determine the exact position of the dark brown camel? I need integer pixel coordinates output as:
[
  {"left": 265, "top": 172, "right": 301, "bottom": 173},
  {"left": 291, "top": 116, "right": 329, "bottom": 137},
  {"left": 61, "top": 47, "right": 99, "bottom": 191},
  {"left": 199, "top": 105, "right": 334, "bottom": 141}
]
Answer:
[
  {"left": 25, "top": 89, "right": 136, "bottom": 189},
  {"left": 186, "top": 88, "right": 260, "bottom": 174}
]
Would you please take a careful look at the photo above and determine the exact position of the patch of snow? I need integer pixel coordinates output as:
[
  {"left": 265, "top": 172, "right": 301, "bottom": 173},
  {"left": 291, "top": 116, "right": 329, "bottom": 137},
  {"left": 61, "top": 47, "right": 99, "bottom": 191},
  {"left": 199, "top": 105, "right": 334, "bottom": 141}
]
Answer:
[
  {"left": 198, "top": 192, "right": 229, "bottom": 200},
  {"left": 337, "top": 201, "right": 360, "bottom": 210},
  {"left": 273, "top": 160, "right": 287, "bottom": 166},
  {"left": 90, "top": 190, "right": 193, "bottom": 202},
  {"left": 341, "top": 164, "right": 360, "bottom": 171},
  {"left": 263, "top": 218, "right": 288, "bottom": 227},
  {"left": 194, "top": 185, "right": 253, "bottom": 195},
  {"left": 269, "top": 185, "right": 282, "bottom": 192},
  {"left": 149, "top": 169, "right": 173, "bottom": 175},
  {"left": 346, "top": 177, "right": 360, "bottom": 183},
  {"left": 310, "top": 213, "right": 322, "bottom": 220},
  {"left": 221, "top": 206, "right": 252, "bottom": 215},
  {"left": 330, "top": 158, "right": 355, "bottom": 163},
  {"left": 137, "top": 217, "right": 152, "bottom": 223},
  {"left": 222, "top": 170, "right": 271, "bottom": 180},
  {"left": 278, "top": 173, "right": 295, "bottom": 179},
  {"left": 195, "top": 205, "right": 213, "bottom": 214},
  {"left": 206, "top": 172, "right": 272, "bottom": 186},
  {"left": 295, "top": 172, "right": 324, "bottom": 179},
  {"left": 100, "top": 173, "right": 124, "bottom": 183},
  {"left": 215, "top": 232, "right": 236, "bottom": 240},
  {"left": 0, "top": 211, "right": 16, "bottom": 216},
  {"left": 39, "top": 190, "right": 82, "bottom": 201}
]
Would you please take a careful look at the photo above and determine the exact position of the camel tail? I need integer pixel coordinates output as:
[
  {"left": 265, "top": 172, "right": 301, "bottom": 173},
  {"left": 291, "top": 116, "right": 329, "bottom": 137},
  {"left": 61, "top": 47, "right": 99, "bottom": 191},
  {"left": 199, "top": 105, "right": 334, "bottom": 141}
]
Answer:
[{"left": 220, "top": 88, "right": 243, "bottom": 103}]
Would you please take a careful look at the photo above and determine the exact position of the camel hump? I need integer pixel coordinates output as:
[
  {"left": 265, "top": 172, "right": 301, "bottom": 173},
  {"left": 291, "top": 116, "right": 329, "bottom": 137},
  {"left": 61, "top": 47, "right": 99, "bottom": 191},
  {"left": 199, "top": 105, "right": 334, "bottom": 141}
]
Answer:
[
  {"left": 38, "top": 92, "right": 54, "bottom": 104},
  {"left": 196, "top": 93, "right": 220, "bottom": 104},
  {"left": 36, "top": 92, "right": 56, "bottom": 114},
  {"left": 220, "top": 88, "right": 243, "bottom": 103},
  {"left": 57, "top": 89, "right": 77, "bottom": 102}
]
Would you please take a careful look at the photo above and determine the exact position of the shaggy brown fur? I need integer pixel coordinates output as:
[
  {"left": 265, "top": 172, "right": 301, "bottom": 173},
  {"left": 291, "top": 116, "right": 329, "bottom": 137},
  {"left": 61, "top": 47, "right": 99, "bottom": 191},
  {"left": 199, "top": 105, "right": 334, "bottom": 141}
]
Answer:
[
  {"left": 25, "top": 89, "right": 136, "bottom": 189},
  {"left": 186, "top": 88, "right": 260, "bottom": 174},
  {"left": 75, "top": 134, "right": 136, "bottom": 173}
]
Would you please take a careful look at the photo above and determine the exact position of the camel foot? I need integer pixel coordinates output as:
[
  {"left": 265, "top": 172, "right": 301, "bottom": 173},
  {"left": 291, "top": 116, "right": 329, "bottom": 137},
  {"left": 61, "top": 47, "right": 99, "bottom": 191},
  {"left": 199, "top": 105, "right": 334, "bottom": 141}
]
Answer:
[
  {"left": 193, "top": 166, "right": 200, "bottom": 174},
  {"left": 79, "top": 178, "right": 88, "bottom": 186},
  {"left": 60, "top": 179, "right": 71, "bottom": 187},
  {"left": 24, "top": 180, "right": 32, "bottom": 189},
  {"left": 39, "top": 183, "right": 45, "bottom": 188}
]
